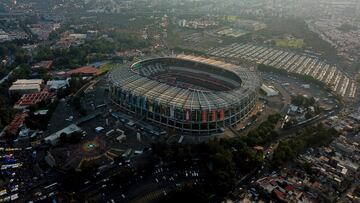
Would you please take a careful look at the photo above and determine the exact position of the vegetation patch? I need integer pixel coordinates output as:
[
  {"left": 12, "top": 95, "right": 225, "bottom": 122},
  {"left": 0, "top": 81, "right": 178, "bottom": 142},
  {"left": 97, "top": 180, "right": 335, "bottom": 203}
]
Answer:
[
  {"left": 271, "top": 124, "right": 338, "bottom": 169},
  {"left": 275, "top": 38, "right": 304, "bottom": 48},
  {"left": 100, "top": 63, "right": 116, "bottom": 74}
]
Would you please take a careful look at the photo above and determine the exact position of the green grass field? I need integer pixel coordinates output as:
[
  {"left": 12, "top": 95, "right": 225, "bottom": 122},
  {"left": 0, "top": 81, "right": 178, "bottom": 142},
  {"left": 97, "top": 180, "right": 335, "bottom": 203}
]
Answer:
[
  {"left": 100, "top": 63, "right": 117, "bottom": 73},
  {"left": 275, "top": 38, "right": 305, "bottom": 49}
]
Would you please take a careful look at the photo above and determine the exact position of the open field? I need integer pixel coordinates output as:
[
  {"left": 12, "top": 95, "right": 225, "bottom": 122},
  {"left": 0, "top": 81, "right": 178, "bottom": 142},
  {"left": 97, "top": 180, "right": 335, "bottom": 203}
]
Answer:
[
  {"left": 100, "top": 63, "right": 117, "bottom": 74},
  {"left": 275, "top": 38, "right": 304, "bottom": 49}
]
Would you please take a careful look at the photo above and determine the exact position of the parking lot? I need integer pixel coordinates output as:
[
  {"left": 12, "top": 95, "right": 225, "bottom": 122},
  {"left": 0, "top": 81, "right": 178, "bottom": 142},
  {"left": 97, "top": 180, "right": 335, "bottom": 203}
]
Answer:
[
  {"left": 46, "top": 77, "right": 170, "bottom": 171},
  {"left": 207, "top": 43, "right": 357, "bottom": 99},
  {"left": 261, "top": 72, "right": 338, "bottom": 109},
  {"left": 0, "top": 146, "right": 62, "bottom": 202}
]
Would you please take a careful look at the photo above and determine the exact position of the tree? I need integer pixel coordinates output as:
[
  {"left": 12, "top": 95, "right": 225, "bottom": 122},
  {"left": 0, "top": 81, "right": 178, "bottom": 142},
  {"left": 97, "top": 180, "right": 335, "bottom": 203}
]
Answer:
[
  {"left": 11, "top": 66, "right": 31, "bottom": 79},
  {"left": 0, "top": 106, "right": 15, "bottom": 129},
  {"left": 37, "top": 68, "right": 52, "bottom": 81},
  {"left": 59, "top": 132, "right": 67, "bottom": 144},
  {"left": 68, "top": 131, "right": 83, "bottom": 143},
  {"left": 283, "top": 118, "right": 298, "bottom": 129},
  {"left": 271, "top": 139, "right": 295, "bottom": 168},
  {"left": 241, "top": 114, "right": 281, "bottom": 146},
  {"left": 271, "top": 124, "right": 337, "bottom": 169},
  {"left": 268, "top": 113, "right": 282, "bottom": 124},
  {"left": 211, "top": 150, "right": 236, "bottom": 192},
  {"left": 302, "top": 161, "right": 313, "bottom": 175},
  {"left": 72, "top": 96, "right": 82, "bottom": 110}
]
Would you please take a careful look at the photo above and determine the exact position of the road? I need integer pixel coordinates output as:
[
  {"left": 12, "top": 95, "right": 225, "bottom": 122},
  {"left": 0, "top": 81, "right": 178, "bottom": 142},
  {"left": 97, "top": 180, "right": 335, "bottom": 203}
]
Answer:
[
  {"left": 0, "top": 68, "right": 16, "bottom": 84},
  {"left": 0, "top": 71, "right": 10, "bottom": 84}
]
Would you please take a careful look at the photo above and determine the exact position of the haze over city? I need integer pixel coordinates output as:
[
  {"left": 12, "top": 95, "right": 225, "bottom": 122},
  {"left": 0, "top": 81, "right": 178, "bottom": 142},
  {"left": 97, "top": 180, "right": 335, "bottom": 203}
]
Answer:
[{"left": 0, "top": 0, "right": 359, "bottom": 202}]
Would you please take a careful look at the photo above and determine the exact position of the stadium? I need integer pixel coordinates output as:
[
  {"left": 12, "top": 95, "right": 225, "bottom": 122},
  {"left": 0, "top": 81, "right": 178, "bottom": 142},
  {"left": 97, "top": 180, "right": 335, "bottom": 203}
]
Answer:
[{"left": 108, "top": 55, "right": 260, "bottom": 135}]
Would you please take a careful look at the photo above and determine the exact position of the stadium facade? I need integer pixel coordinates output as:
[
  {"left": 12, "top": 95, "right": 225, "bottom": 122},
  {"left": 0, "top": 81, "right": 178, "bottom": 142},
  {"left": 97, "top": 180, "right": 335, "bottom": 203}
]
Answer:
[{"left": 108, "top": 55, "right": 260, "bottom": 135}]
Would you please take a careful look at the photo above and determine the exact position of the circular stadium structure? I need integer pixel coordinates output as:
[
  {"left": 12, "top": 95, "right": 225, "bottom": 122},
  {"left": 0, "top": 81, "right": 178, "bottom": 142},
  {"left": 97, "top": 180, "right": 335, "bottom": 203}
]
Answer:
[{"left": 108, "top": 55, "right": 260, "bottom": 135}]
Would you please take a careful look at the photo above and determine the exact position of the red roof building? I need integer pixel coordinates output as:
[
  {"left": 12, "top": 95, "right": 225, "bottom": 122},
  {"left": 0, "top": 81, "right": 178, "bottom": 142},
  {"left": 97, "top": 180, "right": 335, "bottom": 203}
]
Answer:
[
  {"left": 14, "top": 90, "right": 54, "bottom": 109},
  {"left": 273, "top": 188, "right": 286, "bottom": 202},
  {"left": 285, "top": 185, "right": 295, "bottom": 192},
  {"left": 270, "top": 180, "right": 277, "bottom": 186},
  {"left": 66, "top": 66, "right": 101, "bottom": 76},
  {"left": 5, "top": 112, "right": 28, "bottom": 136}
]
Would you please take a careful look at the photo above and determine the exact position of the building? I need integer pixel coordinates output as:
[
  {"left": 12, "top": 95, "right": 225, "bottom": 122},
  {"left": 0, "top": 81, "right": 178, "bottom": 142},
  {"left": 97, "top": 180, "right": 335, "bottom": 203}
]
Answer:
[
  {"left": 4, "top": 112, "right": 28, "bottom": 136},
  {"left": 69, "top": 34, "right": 87, "bottom": 40},
  {"left": 12, "top": 79, "right": 43, "bottom": 85},
  {"left": 32, "top": 60, "right": 53, "bottom": 70},
  {"left": 9, "top": 79, "right": 43, "bottom": 95},
  {"left": 261, "top": 84, "right": 279, "bottom": 97},
  {"left": 108, "top": 55, "right": 260, "bottom": 135},
  {"left": 46, "top": 80, "right": 69, "bottom": 91},
  {"left": 0, "top": 34, "right": 10, "bottom": 42},
  {"left": 13, "top": 90, "right": 54, "bottom": 109},
  {"left": 301, "top": 84, "right": 311, "bottom": 89},
  {"left": 44, "top": 124, "right": 82, "bottom": 145}
]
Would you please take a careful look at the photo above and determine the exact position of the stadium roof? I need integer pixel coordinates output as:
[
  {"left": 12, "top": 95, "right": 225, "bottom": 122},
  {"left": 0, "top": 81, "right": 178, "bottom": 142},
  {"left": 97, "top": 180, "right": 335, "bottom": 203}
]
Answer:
[{"left": 109, "top": 55, "right": 260, "bottom": 110}]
